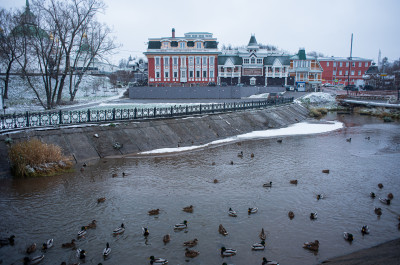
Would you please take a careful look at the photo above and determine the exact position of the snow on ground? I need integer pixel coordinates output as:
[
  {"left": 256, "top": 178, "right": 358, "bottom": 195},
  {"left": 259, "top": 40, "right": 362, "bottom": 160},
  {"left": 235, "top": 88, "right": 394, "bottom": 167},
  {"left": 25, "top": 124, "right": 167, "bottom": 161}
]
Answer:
[
  {"left": 295, "top": 92, "right": 338, "bottom": 109},
  {"left": 140, "top": 120, "right": 343, "bottom": 155},
  {"left": 248, "top": 93, "right": 269, "bottom": 99}
]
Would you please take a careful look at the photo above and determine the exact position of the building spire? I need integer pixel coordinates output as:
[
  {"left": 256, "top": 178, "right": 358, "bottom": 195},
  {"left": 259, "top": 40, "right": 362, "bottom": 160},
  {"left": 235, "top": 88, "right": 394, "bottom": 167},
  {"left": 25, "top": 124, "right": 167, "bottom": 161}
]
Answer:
[{"left": 26, "top": 0, "right": 30, "bottom": 9}]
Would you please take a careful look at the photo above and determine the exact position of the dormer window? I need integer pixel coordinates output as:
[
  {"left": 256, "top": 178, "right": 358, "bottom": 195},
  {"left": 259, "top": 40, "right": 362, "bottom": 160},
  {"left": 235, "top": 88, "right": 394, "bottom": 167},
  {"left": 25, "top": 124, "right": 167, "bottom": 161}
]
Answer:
[
  {"left": 180, "top": 42, "right": 185, "bottom": 48},
  {"left": 196, "top": 42, "right": 202, "bottom": 49},
  {"left": 163, "top": 42, "right": 168, "bottom": 48},
  {"left": 251, "top": 58, "right": 255, "bottom": 64}
]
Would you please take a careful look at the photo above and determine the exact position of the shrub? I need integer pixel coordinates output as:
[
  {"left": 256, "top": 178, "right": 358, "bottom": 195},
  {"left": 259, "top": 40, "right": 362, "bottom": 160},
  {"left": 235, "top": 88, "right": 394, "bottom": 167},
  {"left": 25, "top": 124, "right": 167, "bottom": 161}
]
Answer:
[{"left": 8, "top": 138, "right": 73, "bottom": 177}]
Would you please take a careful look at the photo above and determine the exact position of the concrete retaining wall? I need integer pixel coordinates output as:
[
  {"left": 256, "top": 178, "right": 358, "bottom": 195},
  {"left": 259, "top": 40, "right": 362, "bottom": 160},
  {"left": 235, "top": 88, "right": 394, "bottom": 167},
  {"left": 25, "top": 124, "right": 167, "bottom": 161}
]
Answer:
[{"left": 0, "top": 103, "right": 309, "bottom": 176}]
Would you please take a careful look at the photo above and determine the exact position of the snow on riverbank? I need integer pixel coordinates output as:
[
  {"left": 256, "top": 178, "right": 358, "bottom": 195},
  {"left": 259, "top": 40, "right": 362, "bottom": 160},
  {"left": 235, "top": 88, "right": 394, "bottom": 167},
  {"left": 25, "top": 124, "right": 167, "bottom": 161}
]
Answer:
[
  {"left": 295, "top": 92, "right": 339, "bottom": 109},
  {"left": 140, "top": 120, "right": 343, "bottom": 155}
]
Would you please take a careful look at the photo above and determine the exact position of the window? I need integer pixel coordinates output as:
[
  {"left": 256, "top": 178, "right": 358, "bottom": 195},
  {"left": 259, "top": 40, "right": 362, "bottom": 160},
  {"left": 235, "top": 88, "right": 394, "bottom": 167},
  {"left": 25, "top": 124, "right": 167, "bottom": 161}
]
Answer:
[
  {"left": 164, "top": 57, "right": 169, "bottom": 66},
  {"left": 209, "top": 56, "right": 214, "bottom": 66},
  {"left": 181, "top": 71, "right": 186, "bottom": 78},
  {"left": 365, "top": 62, "right": 368, "bottom": 67},
  {"left": 164, "top": 71, "right": 169, "bottom": 78},
  {"left": 210, "top": 70, "right": 214, "bottom": 78},
  {"left": 358, "top": 70, "right": 361, "bottom": 75},
  {"left": 163, "top": 42, "right": 168, "bottom": 48},
  {"left": 352, "top": 62, "right": 355, "bottom": 67},
  {"left": 359, "top": 62, "right": 362, "bottom": 67},
  {"left": 333, "top": 70, "right": 336, "bottom": 75},
  {"left": 351, "top": 71, "right": 354, "bottom": 75},
  {"left": 345, "top": 70, "right": 348, "bottom": 75},
  {"left": 181, "top": 56, "right": 186, "bottom": 66},
  {"left": 173, "top": 71, "right": 178, "bottom": 78},
  {"left": 196, "top": 57, "right": 201, "bottom": 65},
  {"left": 189, "top": 56, "right": 194, "bottom": 65},
  {"left": 155, "top": 57, "right": 160, "bottom": 66},
  {"left": 203, "top": 71, "right": 207, "bottom": 78},
  {"left": 327, "top": 62, "right": 330, "bottom": 67},
  {"left": 244, "top": 59, "right": 249, "bottom": 64},
  {"left": 257, "top": 58, "right": 263, "bottom": 64},
  {"left": 189, "top": 71, "right": 194, "bottom": 78},
  {"left": 333, "top": 62, "right": 336, "bottom": 67},
  {"left": 196, "top": 70, "right": 200, "bottom": 78},
  {"left": 156, "top": 72, "right": 160, "bottom": 78},
  {"left": 339, "top": 70, "right": 342, "bottom": 75},
  {"left": 251, "top": 58, "right": 255, "bottom": 64},
  {"left": 340, "top": 62, "right": 343, "bottom": 67},
  {"left": 196, "top": 42, "right": 202, "bottom": 48},
  {"left": 180, "top": 42, "right": 185, "bottom": 48},
  {"left": 173, "top": 57, "right": 178, "bottom": 66},
  {"left": 346, "top": 62, "right": 349, "bottom": 67},
  {"left": 202, "top": 56, "right": 207, "bottom": 66}
]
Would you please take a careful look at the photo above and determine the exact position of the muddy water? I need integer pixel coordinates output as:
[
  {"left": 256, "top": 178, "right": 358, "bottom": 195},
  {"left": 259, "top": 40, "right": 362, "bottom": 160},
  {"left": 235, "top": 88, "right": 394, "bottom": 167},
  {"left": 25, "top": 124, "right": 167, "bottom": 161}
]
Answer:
[{"left": 1, "top": 113, "right": 399, "bottom": 265}]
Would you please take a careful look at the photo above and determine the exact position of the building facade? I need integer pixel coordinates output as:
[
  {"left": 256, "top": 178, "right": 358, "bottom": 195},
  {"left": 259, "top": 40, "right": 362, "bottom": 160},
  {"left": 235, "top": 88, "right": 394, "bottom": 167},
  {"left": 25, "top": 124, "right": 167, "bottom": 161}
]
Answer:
[
  {"left": 144, "top": 29, "right": 219, "bottom": 86},
  {"left": 318, "top": 57, "right": 372, "bottom": 86},
  {"left": 218, "top": 35, "right": 294, "bottom": 87},
  {"left": 289, "top": 49, "right": 323, "bottom": 91}
]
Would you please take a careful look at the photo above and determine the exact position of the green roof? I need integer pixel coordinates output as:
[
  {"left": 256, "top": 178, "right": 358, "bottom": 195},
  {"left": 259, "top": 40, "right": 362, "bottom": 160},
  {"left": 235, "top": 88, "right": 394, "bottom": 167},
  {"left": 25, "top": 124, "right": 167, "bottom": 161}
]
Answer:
[
  {"left": 218, "top": 55, "right": 242, "bottom": 65},
  {"left": 263, "top": 56, "right": 291, "bottom": 66},
  {"left": 248, "top": 35, "right": 258, "bottom": 46},
  {"left": 298, "top": 49, "right": 306, "bottom": 60}
]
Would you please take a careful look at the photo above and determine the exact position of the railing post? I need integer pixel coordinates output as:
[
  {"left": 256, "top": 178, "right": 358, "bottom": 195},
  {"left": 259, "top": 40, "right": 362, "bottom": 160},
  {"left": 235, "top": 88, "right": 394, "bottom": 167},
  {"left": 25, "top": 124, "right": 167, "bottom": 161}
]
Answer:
[
  {"left": 134, "top": 108, "right": 137, "bottom": 119},
  {"left": 154, "top": 107, "right": 157, "bottom": 118},
  {"left": 186, "top": 105, "right": 188, "bottom": 115},
  {"left": 112, "top": 108, "right": 116, "bottom": 120},
  {"left": 234, "top": 102, "right": 236, "bottom": 111},
  {"left": 59, "top": 110, "right": 62, "bottom": 124},
  {"left": 224, "top": 102, "right": 226, "bottom": 112},
  {"left": 88, "top": 109, "right": 91, "bottom": 122},
  {"left": 199, "top": 104, "right": 202, "bottom": 114},
  {"left": 26, "top": 111, "right": 29, "bottom": 127},
  {"left": 170, "top": 106, "right": 173, "bottom": 117},
  {"left": 212, "top": 103, "right": 214, "bottom": 113}
]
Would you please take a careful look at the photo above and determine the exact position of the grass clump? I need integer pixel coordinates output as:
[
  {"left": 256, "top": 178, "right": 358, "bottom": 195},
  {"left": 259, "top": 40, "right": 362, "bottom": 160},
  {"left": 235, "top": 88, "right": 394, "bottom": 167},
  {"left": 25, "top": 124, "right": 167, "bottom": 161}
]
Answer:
[
  {"left": 309, "top": 107, "right": 328, "bottom": 118},
  {"left": 8, "top": 138, "right": 73, "bottom": 177}
]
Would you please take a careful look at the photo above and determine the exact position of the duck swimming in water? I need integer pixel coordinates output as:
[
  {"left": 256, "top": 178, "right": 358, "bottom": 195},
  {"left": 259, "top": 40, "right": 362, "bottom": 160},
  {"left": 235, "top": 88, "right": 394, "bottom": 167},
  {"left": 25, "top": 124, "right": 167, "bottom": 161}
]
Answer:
[
  {"left": 103, "top": 242, "right": 111, "bottom": 257},
  {"left": 262, "top": 257, "right": 279, "bottom": 265},
  {"left": 113, "top": 223, "right": 125, "bottom": 235},
  {"left": 142, "top": 227, "right": 149, "bottom": 237},
  {"left": 148, "top": 209, "right": 160, "bottom": 215},
  {"left": 163, "top": 234, "right": 170, "bottom": 244},
  {"left": 361, "top": 225, "right": 369, "bottom": 235},
  {"left": 288, "top": 211, "right": 295, "bottom": 219},
  {"left": 183, "top": 238, "right": 198, "bottom": 247},
  {"left": 26, "top": 243, "right": 36, "bottom": 254},
  {"left": 310, "top": 212, "right": 317, "bottom": 220},
  {"left": 149, "top": 256, "right": 168, "bottom": 264},
  {"left": 182, "top": 205, "right": 193, "bottom": 213},
  {"left": 219, "top": 224, "right": 228, "bottom": 236},
  {"left": 303, "top": 240, "right": 319, "bottom": 251},
  {"left": 248, "top": 207, "right": 258, "bottom": 214},
  {"left": 61, "top": 239, "right": 75, "bottom": 248},
  {"left": 263, "top": 182, "right": 272, "bottom": 188},
  {"left": 23, "top": 255, "right": 44, "bottom": 265},
  {"left": 0, "top": 235, "right": 15, "bottom": 246},
  {"left": 251, "top": 240, "right": 265, "bottom": 251},
  {"left": 76, "top": 249, "right": 86, "bottom": 259},
  {"left": 185, "top": 248, "right": 200, "bottom": 258},
  {"left": 259, "top": 228, "right": 266, "bottom": 240},
  {"left": 344, "top": 232, "right": 354, "bottom": 242},
  {"left": 42, "top": 239, "right": 53, "bottom": 250},
  {"left": 86, "top": 220, "right": 96, "bottom": 229},
  {"left": 174, "top": 220, "right": 188, "bottom": 230},
  {"left": 370, "top": 192, "right": 376, "bottom": 198},
  {"left": 228, "top": 208, "right": 237, "bottom": 217},
  {"left": 221, "top": 247, "right": 237, "bottom": 257}
]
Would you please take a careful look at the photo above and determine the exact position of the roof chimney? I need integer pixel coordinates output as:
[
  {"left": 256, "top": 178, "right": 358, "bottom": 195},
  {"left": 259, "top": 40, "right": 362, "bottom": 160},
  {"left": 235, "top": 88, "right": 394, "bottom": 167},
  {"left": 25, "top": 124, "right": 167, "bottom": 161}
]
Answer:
[{"left": 172, "top": 28, "right": 175, "bottom": 38}]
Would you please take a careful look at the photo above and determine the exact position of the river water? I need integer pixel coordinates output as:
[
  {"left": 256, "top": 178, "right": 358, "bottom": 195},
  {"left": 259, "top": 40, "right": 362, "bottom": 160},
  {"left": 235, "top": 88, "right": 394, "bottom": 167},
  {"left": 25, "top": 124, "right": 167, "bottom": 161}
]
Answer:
[{"left": 0, "top": 113, "right": 399, "bottom": 265}]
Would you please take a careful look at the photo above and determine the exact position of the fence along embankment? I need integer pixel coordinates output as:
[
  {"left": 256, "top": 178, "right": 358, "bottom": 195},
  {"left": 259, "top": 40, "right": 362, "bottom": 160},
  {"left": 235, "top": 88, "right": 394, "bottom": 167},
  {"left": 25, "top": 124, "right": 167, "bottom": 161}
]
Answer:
[{"left": 0, "top": 103, "right": 309, "bottom": 175}]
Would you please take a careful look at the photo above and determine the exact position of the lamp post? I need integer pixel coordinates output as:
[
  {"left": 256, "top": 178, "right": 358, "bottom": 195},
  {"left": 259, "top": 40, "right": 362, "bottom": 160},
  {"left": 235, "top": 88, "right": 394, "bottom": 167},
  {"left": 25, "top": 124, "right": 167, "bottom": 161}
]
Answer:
[{"left": 347, "top": 33, "right": 353, "bottom": 95}]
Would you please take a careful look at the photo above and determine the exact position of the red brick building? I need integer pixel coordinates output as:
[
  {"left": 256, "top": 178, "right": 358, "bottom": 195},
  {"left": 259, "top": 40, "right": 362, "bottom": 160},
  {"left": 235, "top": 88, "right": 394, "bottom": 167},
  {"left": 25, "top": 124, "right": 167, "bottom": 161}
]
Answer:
[
  {"left": 144, "top": 29, "right": 219, "bottom": 86},
  {"left": 318, "top": 57, "right": 372, "bottom": 86}
]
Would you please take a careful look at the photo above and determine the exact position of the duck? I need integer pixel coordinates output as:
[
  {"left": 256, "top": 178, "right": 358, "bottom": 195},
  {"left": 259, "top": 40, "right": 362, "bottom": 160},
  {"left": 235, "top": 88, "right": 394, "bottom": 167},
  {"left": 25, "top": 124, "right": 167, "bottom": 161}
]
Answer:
[
  {"left": 388, "top": 193, "right": 394, "bottom": 199},
  {"left": 26, "top": 243, "right": 37, "bottom": 254},
  {"left": 42, "top": 239, "right": 53, "bottom": 250},
  {"left": 251, "top": 153, "right": 255, "bottom": 158},
  {"left": 219, "top": 224, "right": 228, "bottom": 236},
  {"left": 310, "top": 212, "right": 317, "bottom": 220},
  {"left": 259, "top": 228, "right": 266, "bottom": 240},
  {"left": 322, "top": 169, "right": 330, "bottom": 174},
  {"left": 220, "top": 247, "right": 236, "bottom": 257},
  {"left": 213, "top": 179, "right": 219, "bottom": 183},
  {"left": 23, "top": 255, "right": 44, "bottom": 265},
  {"left": 288, "top": 211, "right": 295, "bottom": 219},
  {"left": 262, "top": 257, "right": 280, "bottom": 265},
  {"left": 303, "top": 240, "right": 319, "bottom": 251},
  {"left": 0, "top": 235, "right": 15, "bottom": 246},
  {"left": 346, "top": 138, "right": 351, "bottom": 142},
  {"left": 370, "top": 192, "right": 376, "bottom": 198},
  {"left": 248, "top": 207, "right": 258, "bottom": 214},
  {"left": 122, "top": 172, "right": 128, "bottom": 177},
  {"left": 148, "top": 209, "right": 160, "bottom": 215},
  {"left": 361, "top": 225, "right": 369, "bottom": 235},
  {"left": 163, "top": 234, "right": 170, "bottom": 244},
  {"left": 149, "top": 256, "right": 168, "bottom": 264},
  {"left": 113, "top": 223, "right": 125, "bottom": 235},
  {"left": 78, "top": 226, "right": 87, "bottom": 238},
  {"left": 174, "top": 220, "right": 188, "bottom": 230},
  {"left": 103, "top": 242, "right": 111, "bottom": 257},
  {"left": 290, "top": 180, "right": 298, "bottom": 185},
  {"left": 142, "top": 227, "right": 149, "bottom": 237},
  {"left": 86, "top": 220, "right": 96, "bottom": 229},
  {"left": 183, "top": 238, "right": 198, "bottom": 247},
  {"left": 230, "top": 161, "right": 234, "bottom": 165},
  {"left": 61, "top": 239, "right": 75, "bottom": 248},
  {"left": 251, "top": 240, "right": 265, "bottom": 251},
  {"left": 379, "top": 197, "right": 391, "bottom": 205},
  {"left": 76, "top": 249, "right": 86, "bottom": 259},
  {"left": 237, "top": 151, "right": 243, "bottom": 158},
  {"left": 277, "top": 139, "right": 283, "bottom": 143},
  {"left": 185, "top": 248, "right": 200, "bottom": 258},
  {"left": 183, "top": 205, "right": 193, "bottom": 213},
  {"left": 378, "top": 183, "right": 383, "bottom": 189},
  {"left": 228, "top": 208, "right": 237, "bottom": 217},
  {"left": 263, "top": 181, "right": 272, "bottom": 188},
  {"left": 317, "top": 194, "right": 324, "bottom": 200},
  {"left": 111, "top": 173, "right": 117, "bottom": 178},
  {"left": 374, "top": 207, "right": 382, "bottom": 216},
  {"left": 97, "top": 197, "right": 106, "bottom": 203},
  {"left": 344, "top": 232, "right": 354, "bottom": 242}
]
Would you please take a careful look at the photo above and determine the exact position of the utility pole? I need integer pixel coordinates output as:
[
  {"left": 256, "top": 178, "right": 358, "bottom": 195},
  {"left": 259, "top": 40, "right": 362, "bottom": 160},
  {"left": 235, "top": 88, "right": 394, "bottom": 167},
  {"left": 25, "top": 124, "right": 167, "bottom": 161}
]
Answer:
[{"left": 347, "top": 33, "right": 353, "bottom": 95}]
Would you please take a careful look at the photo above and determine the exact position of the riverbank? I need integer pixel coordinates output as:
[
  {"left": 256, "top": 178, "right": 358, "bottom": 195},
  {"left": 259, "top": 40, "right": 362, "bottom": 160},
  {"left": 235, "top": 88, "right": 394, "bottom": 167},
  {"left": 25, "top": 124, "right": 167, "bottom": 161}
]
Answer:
[{"left": 321, "top": 238, "right": 400, "bottom": 265}]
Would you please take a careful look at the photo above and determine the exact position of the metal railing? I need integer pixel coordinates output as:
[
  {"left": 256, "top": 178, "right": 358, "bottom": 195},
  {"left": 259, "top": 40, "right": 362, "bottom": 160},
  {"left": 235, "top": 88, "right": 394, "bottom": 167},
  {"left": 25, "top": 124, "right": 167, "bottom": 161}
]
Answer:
[{"left": 0, "top": 97, "right": 294, "bottom": 131}]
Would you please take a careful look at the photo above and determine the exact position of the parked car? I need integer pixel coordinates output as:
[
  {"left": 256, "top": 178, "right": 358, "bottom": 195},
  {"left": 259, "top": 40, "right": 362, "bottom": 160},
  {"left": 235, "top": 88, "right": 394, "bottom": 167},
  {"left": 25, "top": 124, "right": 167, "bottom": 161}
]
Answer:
[
  {"left": 344, "top": 85, "right": 357, "bottom": 91},
  {"left": 285, "top": 85, "right": 294, "bottom": 91}
]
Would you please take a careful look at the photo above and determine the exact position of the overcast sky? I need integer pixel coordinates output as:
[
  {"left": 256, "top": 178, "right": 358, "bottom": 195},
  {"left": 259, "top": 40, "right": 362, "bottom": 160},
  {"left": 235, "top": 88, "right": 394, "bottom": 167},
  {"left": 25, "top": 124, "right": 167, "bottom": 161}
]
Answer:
[{"left": 3, "top": 0, "right": 400, "bottom": 65}]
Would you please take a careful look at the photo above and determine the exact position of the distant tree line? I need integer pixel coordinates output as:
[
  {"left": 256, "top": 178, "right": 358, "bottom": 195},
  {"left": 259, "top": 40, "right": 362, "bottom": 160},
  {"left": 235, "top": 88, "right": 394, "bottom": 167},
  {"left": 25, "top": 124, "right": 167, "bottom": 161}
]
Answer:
[
  {"left": 381, "top": 57, "right": 400, "bottom": 74},
  {"left": 0, "top": 0, "right": 117, "bottom": 110}
]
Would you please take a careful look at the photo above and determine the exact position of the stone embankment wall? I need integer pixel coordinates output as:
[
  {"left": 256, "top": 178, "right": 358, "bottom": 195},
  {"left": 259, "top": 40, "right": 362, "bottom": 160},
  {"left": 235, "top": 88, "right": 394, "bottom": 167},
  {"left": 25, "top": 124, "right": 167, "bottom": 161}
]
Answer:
[{"left": 0, "top": 103, "right": 309, "bottom": 176}]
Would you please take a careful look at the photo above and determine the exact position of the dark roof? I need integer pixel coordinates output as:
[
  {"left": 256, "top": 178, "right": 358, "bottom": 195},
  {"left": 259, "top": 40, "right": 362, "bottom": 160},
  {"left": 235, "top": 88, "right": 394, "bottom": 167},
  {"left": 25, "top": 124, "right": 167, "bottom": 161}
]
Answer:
[
  {"left": 248, "top": 35, "right": 258, "bottom": 46},
  {"left": 298, "top": 49, "right": 306, "bottom": 60},
  {"left": 218, "top": 55, "right": 242, "bottom": 65},
  {"left": 263, "top": 56, "right": 291, "bottom": 66},
  {"left": 204, "top": 41, "right": 218, "bottom": 49},
  {"left": 148, "top": 41, "right": 161, "bottom": 49},
  {"left": 365, "top": 65, "right": 379, "bottom": 75}
]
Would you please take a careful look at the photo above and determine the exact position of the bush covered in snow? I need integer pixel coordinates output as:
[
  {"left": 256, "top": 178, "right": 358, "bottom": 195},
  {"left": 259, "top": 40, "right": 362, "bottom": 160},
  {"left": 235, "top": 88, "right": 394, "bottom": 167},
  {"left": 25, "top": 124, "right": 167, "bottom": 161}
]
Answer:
[{"left": 295, "top": 92, "right": 340, "bottom": 110}]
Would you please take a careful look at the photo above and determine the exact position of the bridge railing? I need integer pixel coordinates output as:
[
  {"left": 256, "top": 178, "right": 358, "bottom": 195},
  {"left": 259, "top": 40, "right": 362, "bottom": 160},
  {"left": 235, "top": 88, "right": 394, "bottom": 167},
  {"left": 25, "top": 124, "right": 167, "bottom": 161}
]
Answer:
[{"left": 0, "top": 97, "right": 294, "bottom": 131}]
